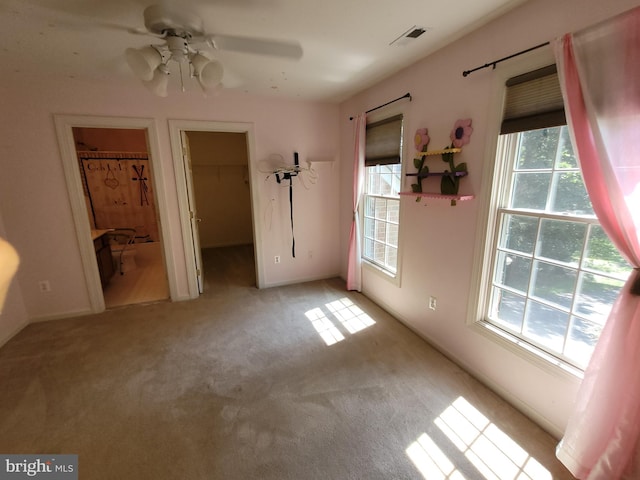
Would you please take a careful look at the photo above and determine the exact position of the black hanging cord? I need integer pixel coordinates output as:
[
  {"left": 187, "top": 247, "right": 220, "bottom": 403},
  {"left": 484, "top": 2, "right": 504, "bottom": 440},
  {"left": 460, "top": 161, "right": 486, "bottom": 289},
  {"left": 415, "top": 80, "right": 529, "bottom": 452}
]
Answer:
[
  {"left": 349, "top": 93, "right": 411, "bottom": 120},
  {"left": 288, "top": 176, "right": 295, "bottom": 258},
  {"left": 462, "top": 42, "right": 550, "bottom": 77},
  {"left": 275, "top": 152, "right": 300, "bottom": 258}
]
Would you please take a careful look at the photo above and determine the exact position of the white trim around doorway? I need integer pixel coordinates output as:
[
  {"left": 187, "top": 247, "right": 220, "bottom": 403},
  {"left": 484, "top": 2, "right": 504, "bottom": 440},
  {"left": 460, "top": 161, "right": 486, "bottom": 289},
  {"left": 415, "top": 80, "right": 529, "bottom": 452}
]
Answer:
[{"left": 54, "top": 114, "right": 179, "bottom": 312}]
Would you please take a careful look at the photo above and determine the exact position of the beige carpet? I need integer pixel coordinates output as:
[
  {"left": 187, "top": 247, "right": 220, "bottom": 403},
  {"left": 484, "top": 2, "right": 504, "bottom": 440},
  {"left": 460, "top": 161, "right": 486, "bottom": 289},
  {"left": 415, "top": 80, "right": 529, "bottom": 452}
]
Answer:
[{"left": 0, "top": 246, "right": 574, "bottom": 479}]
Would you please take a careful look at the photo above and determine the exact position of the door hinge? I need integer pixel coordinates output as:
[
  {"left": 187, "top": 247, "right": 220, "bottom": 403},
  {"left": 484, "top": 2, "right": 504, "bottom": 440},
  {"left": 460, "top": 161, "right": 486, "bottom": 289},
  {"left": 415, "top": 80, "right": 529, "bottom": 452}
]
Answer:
[
  {"left": 189, "top": 211, "right": 194, "bottom": 219},
  {"left": 196, "top": 269, "right": 201, "bottom": 276}
]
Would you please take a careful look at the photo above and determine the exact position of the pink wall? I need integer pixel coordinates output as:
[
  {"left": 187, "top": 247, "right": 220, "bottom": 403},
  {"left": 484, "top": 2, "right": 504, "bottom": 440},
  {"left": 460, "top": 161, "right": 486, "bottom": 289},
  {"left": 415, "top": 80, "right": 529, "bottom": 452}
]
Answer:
[
  {"left": 2, "top": 0, "right": 637, "bottom": 440},
  {"left": 338, "top": 0, "right": 639, "bottom": 437},
  {"left": 0, "top": 76, "right": 340, "bottom": 320}
]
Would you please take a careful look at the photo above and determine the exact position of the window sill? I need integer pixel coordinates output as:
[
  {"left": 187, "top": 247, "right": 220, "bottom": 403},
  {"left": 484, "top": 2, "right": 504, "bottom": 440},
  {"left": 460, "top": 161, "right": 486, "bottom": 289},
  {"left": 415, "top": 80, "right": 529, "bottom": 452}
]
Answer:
[
  {"left": 362, "top": 259, "right": 400, "bottom": 287},
  {"left": 469, "top": 319, "right": 584, "bottom": 382}
]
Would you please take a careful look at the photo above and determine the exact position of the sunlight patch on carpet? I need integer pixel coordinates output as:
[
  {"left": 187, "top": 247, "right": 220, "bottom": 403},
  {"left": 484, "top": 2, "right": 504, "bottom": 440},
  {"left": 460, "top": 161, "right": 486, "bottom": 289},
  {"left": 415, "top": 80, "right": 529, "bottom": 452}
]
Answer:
[
  {"left": 407, "top": 433, "right": 468, "bottom": 480},
  {"left": 305, "top": 307, "right": 345, "bottom": 346},
  {"left": 408, "top": 396, "right": 552, "bottom": 480},
  {"left": 325, "top": 297, "right": 375, "bottom": 333},
  {"left": 305, "top": 298, "right": 376, "bottom": 346}
]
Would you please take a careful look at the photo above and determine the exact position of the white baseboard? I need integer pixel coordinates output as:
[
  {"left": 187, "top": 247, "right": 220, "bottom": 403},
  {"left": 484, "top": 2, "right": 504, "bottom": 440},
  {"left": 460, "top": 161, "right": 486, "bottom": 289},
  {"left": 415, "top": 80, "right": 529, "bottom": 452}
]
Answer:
[
  {"left": 30, "top": 308, "right": 93, "bottom": 323},
  {"left": 262, "top": 273, "right": 341, "bottom": 289},
  {"left": 0, "top": 319, "right": 29, "bottom": 349},
  {"left": 171, "top": 293, "right": 194, "bottom": 302},
  {"left": 362, "top": 291, "right": 564, "bottom": 440}
]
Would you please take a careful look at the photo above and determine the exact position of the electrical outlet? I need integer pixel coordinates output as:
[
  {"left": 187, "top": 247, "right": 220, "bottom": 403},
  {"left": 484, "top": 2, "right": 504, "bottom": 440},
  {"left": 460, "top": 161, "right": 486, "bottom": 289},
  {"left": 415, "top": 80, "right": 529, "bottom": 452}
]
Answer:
[
  {"left": 38, "top": 280, "right": 51, "bottom": 293},
  {"left": 274, "top": 255, "right": 281, "bottom": 264},
  {"left": 429, "top": 296, "right": 437, "bottom": 311}
]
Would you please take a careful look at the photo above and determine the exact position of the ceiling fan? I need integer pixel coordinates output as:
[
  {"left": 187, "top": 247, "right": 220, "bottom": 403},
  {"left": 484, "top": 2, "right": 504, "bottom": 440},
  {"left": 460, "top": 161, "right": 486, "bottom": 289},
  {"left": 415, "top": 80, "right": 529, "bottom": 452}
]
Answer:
[{"left": 125, "top": 4, "right": 303, "bottom": 97}]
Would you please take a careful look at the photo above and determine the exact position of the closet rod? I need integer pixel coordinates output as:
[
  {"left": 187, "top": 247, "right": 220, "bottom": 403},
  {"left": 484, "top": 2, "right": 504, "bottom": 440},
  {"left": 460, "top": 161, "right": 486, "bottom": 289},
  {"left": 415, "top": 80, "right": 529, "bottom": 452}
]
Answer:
[
  {"left": 349, "top": 92, "right": 412, "bottom": 120},
  {"left": 462, "top": 41, "right": 550, "bottom": 77},
  {"left": 78, "top": 156, "right": 149, "bottom": 161}
]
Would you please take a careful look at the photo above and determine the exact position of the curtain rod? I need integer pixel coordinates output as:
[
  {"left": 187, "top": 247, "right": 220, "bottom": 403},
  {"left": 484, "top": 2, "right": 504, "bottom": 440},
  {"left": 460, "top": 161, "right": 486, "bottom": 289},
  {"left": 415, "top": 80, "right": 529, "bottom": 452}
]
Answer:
[
  {"left": 349, "top": 92, "right": 411, "bottom": 120},
  {"left": 462, "top": 41, "right": 550, "bottom": 77}
]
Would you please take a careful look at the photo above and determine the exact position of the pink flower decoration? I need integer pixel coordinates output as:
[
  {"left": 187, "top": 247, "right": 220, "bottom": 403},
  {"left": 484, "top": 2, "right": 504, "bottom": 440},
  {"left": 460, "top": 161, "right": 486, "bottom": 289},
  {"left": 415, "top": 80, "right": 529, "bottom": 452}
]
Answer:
[
  {"left": 450, "top": 119, "right": 473, "bottom": 148},
  {"left": 414, "top": 128, "right": 430, "bottom": 152}
]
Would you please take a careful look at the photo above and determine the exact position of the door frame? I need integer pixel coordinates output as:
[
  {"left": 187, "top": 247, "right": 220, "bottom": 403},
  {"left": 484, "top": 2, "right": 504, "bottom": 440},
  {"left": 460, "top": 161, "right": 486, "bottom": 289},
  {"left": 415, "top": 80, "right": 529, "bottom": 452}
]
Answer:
[
  {"left": 179, "top": 130, "right": 205, "bottom": 294},
  {"left": 168, "top": 120, "right": 264, "bottom": 296},
  {"left": 54, "top": 114, "right": 178, "bottom": 312}
]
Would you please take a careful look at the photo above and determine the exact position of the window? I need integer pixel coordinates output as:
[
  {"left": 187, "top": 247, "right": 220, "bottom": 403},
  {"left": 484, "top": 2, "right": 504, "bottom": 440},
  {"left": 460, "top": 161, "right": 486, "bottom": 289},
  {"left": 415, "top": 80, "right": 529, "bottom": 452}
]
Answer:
[
  {"left": 480, "top": 67, "right": 632, "bottom": 371},
  {"left": 363, "top": 163, "right": 401, "bottom": 273},
  {"left": 362, "top": 115, "right": 403, "bottom": 275}
]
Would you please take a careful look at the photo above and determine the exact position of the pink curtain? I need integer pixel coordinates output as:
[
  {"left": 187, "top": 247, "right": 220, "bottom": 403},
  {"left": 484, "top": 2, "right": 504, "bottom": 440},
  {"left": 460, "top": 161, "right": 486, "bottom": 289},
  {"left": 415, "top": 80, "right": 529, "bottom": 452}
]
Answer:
[
  {"left": 554, "top": 7, "right": 640, "bottom": 479},
  {"left": 346, "top": 113, "right": 366, "bottom": 291}
]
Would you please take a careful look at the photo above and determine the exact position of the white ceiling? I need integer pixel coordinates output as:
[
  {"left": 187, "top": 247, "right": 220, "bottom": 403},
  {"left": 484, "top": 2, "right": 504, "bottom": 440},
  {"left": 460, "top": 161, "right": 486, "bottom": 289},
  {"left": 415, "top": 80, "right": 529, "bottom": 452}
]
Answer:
[{"left": 0, "top": 0, "right": 526, "bottom": 102}]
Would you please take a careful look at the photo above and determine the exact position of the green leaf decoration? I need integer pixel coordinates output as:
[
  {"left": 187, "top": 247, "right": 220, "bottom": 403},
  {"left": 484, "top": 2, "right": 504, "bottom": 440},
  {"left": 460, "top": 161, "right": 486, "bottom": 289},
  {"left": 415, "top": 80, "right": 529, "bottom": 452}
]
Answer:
[
  {"left": 440, "top": 175, "right": 459, "bottom": 195},
  {"left": 411, "top": 183, "right": 422, "bottom": 193},
  {"left": 413, "top": 157, "right": 424, "bottom": 170},
  {"left": 454, "top": 162, "right": 468, "bottom": 172}
]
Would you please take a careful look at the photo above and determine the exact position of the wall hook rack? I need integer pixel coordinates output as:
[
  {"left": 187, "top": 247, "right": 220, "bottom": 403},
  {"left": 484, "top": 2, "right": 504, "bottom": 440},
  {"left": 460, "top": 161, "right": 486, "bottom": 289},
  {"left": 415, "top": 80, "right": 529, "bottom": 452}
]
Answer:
[{"left": 272, "top": 152, "right": 300, "bottom": 258}]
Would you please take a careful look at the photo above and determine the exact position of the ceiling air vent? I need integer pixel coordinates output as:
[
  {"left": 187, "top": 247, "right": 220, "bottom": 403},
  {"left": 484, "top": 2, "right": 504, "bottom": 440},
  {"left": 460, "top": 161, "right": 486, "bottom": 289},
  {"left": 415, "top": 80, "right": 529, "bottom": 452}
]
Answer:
[{"left": 390, "top": 26, "right": 429, "bottom": 46}]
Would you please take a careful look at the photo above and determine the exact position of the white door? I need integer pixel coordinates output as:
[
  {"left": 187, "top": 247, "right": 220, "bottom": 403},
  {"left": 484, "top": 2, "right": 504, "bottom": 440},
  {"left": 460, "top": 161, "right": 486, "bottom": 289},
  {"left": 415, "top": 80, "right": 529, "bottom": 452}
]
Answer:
[{"left": 180, "top": 131, "right": 204, "bottom": 293}]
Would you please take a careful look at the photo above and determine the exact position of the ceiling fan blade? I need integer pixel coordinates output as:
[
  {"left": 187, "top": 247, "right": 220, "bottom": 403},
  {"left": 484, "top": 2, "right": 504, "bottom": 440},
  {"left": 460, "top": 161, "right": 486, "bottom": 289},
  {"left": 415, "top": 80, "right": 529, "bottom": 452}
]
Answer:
[
  {"left": 92, "top": 22, "right": 150, "bottom": 36},
  {"left": 208, "top": 34, "right": 303, "bottom": 60},
  {"left": 2, "top": 1, "right": 149, "bottom": 36}
]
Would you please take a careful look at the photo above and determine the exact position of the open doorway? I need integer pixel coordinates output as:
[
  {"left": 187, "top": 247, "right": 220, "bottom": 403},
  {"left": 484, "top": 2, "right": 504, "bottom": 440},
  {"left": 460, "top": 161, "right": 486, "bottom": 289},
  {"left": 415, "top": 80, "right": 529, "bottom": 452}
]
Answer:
[
  {"left": 183, "top": 131, "right": 255, "bottom": 291},
  {"left": 169, "top": 120, "right": 264, "bottom": 297},
  {"left": 72, "top": 127, "right": 169, "bottom": 308},
  {"left": 55, "top": 115, "right": 177, "bottom": 314}
]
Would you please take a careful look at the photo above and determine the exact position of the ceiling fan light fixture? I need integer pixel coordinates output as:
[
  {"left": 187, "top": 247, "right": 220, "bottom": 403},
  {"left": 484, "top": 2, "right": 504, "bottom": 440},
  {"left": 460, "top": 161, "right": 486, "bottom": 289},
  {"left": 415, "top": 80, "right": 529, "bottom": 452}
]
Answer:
[
  {"left": 166, "top": 36, "right": 190, "bottom": 63},
  {"left": 143, "top": 64, "right": 170, "bottom": 97},
  {"left": 125, "top": 46, "right": 163, "bottom": 81},
  {"left": 125, "top": 4, "right": 303, "bottom": 97},
  {"left": 201, "top": 83, "right": 223, "bottom": 97},
  {"left": 191, "top": 54, "right": 224, "bottom": 90}
]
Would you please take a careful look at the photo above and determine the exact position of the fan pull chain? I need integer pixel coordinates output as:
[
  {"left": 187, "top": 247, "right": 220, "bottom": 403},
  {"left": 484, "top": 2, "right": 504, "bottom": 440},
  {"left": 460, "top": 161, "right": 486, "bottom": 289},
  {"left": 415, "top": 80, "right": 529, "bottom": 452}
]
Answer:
[{"left": 179, "top": 62, "right": 186, "bottom": 92}]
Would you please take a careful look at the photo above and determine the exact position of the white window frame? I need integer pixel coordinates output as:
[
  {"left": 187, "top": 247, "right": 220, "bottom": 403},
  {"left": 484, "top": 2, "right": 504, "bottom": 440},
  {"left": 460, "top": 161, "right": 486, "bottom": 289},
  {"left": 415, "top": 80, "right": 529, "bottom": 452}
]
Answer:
[
  {"left": 466, "top": 50, "right": 590, "bottom": 379},
  {"left": 362, "top": 165, "right": 401, "bottom": 274},
  {"left": 361, "top": 108, "right": 406, "bottom": 285},
  {"left": 487, "top": 127, "right": 630, "bottom": 368}
]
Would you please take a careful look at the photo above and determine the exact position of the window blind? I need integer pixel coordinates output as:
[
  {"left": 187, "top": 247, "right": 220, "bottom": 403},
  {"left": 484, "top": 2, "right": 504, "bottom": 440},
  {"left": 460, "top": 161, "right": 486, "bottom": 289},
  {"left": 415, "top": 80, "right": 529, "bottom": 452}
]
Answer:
[
  {"left": 365, "top": 114, "right": 403, "bottom": 166},
  {"left": 501, "top": 65, "right": 566, "bottom": 134}
]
